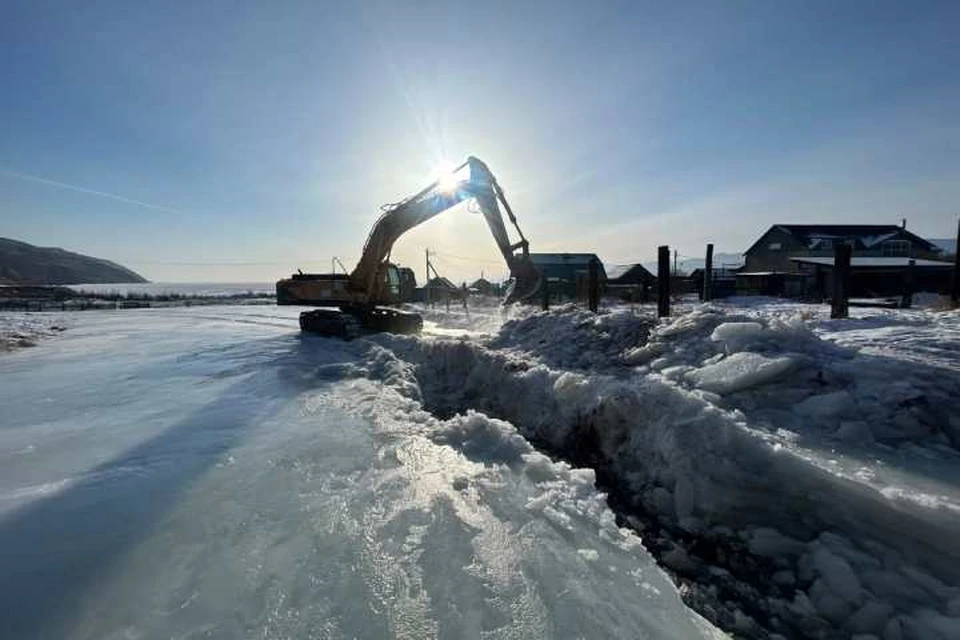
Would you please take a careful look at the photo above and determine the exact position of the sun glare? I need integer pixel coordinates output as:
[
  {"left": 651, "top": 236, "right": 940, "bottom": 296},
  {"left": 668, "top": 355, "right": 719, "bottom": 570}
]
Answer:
[{"left": 431, "top": 161, "right": 461, "bottom": 194}]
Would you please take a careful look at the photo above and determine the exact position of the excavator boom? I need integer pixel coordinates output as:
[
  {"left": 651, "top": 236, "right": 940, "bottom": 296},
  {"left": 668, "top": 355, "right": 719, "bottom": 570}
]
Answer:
[
  {"left": 349, "top": 157, "right": 538, "bottom": 303},
  {"left": 277, "top": 156, "right": 541, "bottom": 337}
]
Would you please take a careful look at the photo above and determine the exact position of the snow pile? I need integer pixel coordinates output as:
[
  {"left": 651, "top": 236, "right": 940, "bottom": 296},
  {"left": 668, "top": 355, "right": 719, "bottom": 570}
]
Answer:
[
  {"left": 0, "top": 312, "right": 67, "bottom": 352},
  {"left": 491, "top": 304, "right": 655, "bottom": 372},
  {"left": 312, "top": 344, "right": 723, "bottom": 639},
  {"left": 362, "top": 301, "right": 960, "bottom": 639},
  {"left": 645, "top": 307, "right": 960, "bottom": 451}
]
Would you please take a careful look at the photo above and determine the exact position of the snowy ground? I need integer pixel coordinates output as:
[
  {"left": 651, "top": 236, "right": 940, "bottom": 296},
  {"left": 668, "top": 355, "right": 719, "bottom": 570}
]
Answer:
[
  {"left": 2, "top": 299, "right": 959, "bottom": 639},
  {"left": 0, "top": 306, "right": 720, "bottom": 640},
  {"left": 0, "top": 312, "right": 70, "bottom": 352},
  {"left": 403, "top": 298, "right": 960, "bottom": 639}
]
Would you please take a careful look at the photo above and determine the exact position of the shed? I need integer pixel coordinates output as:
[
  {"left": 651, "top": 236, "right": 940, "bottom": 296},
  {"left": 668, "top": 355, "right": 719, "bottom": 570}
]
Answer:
[{"left": 528, "top": 253, "right": 605, "bottom": 298}]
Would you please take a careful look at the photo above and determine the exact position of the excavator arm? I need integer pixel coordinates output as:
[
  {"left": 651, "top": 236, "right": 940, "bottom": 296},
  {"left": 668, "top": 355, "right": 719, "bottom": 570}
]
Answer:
[
  {"left": 279, "top": 155, "right": 540, "bottom": 337},
  {"left": 349, "top": 156, "right": 540, "bottom": 303}
]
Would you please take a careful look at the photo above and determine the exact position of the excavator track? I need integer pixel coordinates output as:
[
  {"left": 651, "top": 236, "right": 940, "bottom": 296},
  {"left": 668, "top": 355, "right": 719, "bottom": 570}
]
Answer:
[
  {"left": 299, "top": 309, "right": 362, "bottom": 340},
  {"left": 299, "top": 306, "right": 421, "bottom": 340},
  {"left": 358, "top": 306, "right": 423, "bottom": 335}
]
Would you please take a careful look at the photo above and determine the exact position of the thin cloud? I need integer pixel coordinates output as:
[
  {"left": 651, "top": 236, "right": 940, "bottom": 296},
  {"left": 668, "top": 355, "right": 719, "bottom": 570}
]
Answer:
[{"left": 0, "top": 167, "right": 186, "bottom": 215}]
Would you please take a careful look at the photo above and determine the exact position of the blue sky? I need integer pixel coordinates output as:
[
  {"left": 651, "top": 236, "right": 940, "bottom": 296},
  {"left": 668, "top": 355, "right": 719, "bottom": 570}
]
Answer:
[{"left": 2, "top": 1, "right": 958, "bottom": 283}]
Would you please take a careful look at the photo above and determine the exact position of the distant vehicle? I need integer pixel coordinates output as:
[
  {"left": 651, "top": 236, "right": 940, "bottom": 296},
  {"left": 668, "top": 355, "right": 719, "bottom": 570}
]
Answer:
[{"left": 276, "top": 156, "right": 541, "bottom": 338}]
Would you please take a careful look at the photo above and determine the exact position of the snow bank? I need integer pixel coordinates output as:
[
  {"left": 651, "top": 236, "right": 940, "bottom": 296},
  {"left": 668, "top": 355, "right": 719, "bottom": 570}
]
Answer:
[
  {"left": 360, "top": 300, "right": 960, "bottom": 639},
  {"left": 315, "top": 342, "right": 723, "bottom": 639}
]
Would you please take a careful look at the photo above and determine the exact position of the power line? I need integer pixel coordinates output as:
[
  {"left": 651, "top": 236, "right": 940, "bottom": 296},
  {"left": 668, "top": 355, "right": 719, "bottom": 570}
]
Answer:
[{"left": 429, "top": 250, "right": 505, "bottom": 265}]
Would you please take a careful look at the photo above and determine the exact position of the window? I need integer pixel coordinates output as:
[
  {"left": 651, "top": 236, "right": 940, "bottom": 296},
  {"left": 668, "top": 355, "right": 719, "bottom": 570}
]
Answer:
[
  {"left": 816, "top": 238, "right": 834, "bottom": 250},
  {"left": 882, "top": 240, "right": 910, "bottom": 257},
  {"left": 768, "top": 242, "right": 782, "bottom": 251}
]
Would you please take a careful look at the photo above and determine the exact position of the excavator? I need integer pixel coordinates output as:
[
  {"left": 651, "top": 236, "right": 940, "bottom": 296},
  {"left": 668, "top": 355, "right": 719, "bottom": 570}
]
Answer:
[{"left": 276, "top": 156, "right": 541, "bottom": 338}]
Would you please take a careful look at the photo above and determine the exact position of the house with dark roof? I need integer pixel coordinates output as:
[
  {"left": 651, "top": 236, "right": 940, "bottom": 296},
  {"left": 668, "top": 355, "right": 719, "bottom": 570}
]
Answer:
[
  {"left": 413, "top": 275, "right": 463, "bottom": 303},
  {"left": 468, "top": 277, "right": 495, "bottom": 296},
  {"left": 743, "top": 224, "right": 942, "bottom": 274},
  {"left": 739, "top": 224, "right": 949, "bottom": 298},
  {"left": 605, "top": 263, "right": 656, "bottom": 286},
  {"left": 604, "top": 263, "right": 656, "bottom": 302}
]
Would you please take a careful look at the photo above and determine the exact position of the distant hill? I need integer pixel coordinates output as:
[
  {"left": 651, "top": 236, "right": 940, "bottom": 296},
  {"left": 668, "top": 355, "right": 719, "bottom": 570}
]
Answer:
[{"left": 0, "top": 237, "right": 147, "bottom": 285}]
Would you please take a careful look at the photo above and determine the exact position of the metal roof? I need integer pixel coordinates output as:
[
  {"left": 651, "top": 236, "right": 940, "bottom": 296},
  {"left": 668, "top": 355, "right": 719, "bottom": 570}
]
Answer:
[
  {"left": 745, "top": 225, "right": 940, "bottom": 254},
  {"left": 528, "top": 253, "right": 605, "bottom": 281},
  {"left": 528, "top": 253, "right": 600, "bottom": 266},
  {"left": 605, "top": 263, "right": 655, "bottom": 282},
  {"left": 790, "top": 257, "right": 952, "bottom": 268}
]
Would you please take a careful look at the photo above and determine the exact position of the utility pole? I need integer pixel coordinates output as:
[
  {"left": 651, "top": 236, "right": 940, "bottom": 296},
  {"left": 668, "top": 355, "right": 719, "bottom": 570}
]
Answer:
[{"left": 673, "top": 250, "right": 678, "bottom": 276}]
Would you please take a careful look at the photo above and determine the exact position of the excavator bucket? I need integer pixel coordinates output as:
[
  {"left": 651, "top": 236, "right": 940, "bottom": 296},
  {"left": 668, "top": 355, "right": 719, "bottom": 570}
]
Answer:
[{"left": 503, "top": 257, "right": 542, "bottom": 304}]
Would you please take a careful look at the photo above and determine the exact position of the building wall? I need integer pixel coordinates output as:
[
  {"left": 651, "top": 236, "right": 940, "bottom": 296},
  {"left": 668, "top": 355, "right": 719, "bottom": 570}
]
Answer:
[{"left": 743, "top": 227, "right": 807, "bottom": 273}]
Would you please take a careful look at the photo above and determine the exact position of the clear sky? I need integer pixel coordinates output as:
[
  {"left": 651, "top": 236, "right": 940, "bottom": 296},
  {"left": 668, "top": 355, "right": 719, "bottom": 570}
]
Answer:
[{"left": 2, "top": 1, "right": 958, "bottom": 283}]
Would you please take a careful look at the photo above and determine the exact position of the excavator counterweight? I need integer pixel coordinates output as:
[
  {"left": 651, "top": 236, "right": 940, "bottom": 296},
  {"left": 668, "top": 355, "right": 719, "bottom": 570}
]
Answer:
[{"left": 277, "top": 156, "right": 541, "bottom": 338}]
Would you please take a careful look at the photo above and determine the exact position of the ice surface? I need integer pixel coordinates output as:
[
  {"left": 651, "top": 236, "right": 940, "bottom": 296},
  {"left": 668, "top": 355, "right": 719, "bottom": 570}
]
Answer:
[
  {"left": 4, "top": 297, "right": 960, "bottom": 639},
  {"left": 0, "top": 306, "right": 720, "bottom": 639},
  {"left": 685, "top": 351, "right": 795, "bottom": 394}
]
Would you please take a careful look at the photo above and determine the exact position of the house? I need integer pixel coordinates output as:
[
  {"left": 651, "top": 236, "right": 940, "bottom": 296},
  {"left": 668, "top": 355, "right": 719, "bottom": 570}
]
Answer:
[
  {"left": 528, "top": 253, "right": 605, "bottom": 298},
  {"left": 468, "top": 277, "right": 495, "bottom": 296},
  {"left": 739, "top": 224, "right": 945, "bottom": 297},
  {"left": 414, "top": 276, "right": 463, "bottom": 303},
  {"left": 743, "top": 224, "right": 942, "bottom": 274},
  {"left": 605, "top": 263, "right": 655, "bottom": 302},
  {"left": 606, "top": 264, "right": 656, "bottom": 286}
]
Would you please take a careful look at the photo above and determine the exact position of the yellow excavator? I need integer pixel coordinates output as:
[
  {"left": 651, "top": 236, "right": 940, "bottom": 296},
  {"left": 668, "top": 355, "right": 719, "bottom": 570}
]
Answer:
[{"left": 276, "top": 156, "right": 541, "bottom": 338}]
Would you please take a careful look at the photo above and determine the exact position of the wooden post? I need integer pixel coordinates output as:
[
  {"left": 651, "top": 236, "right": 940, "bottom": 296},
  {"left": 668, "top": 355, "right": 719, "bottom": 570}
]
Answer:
[
  {"left": 541, "top": 279, "right": 550, "bottom": 311},
  {"left": 952, "top": 218, "right": 960, "bottom": 308},
  {"left": 831, "top": 243, "right": 851, "bottom": 319},
  {"left": 703, "top": 243, "right": 714, "bottom": 302},
  {"left": 587, "top": 259, "right": 599, "bottom": 313},
  {"left": 425, "top": 249, "right": 431, "bottom": 307},
  {"left": 901, "top": 259, "right": 915, "bottom": 308},
  {"left": 658, "top": 245, "right": 670, "bottom": 318}
]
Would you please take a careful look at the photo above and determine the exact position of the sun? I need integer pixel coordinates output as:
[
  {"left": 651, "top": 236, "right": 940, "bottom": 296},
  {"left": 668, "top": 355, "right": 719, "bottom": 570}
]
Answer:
[{"left": 431, "top": 161, "right": 461, "bottom": 194}]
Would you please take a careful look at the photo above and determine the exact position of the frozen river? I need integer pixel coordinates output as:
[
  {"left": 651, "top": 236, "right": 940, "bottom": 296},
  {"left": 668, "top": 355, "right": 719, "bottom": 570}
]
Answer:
[{"left": 0, "top": 306, "right": 719, "bottom": 639}]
